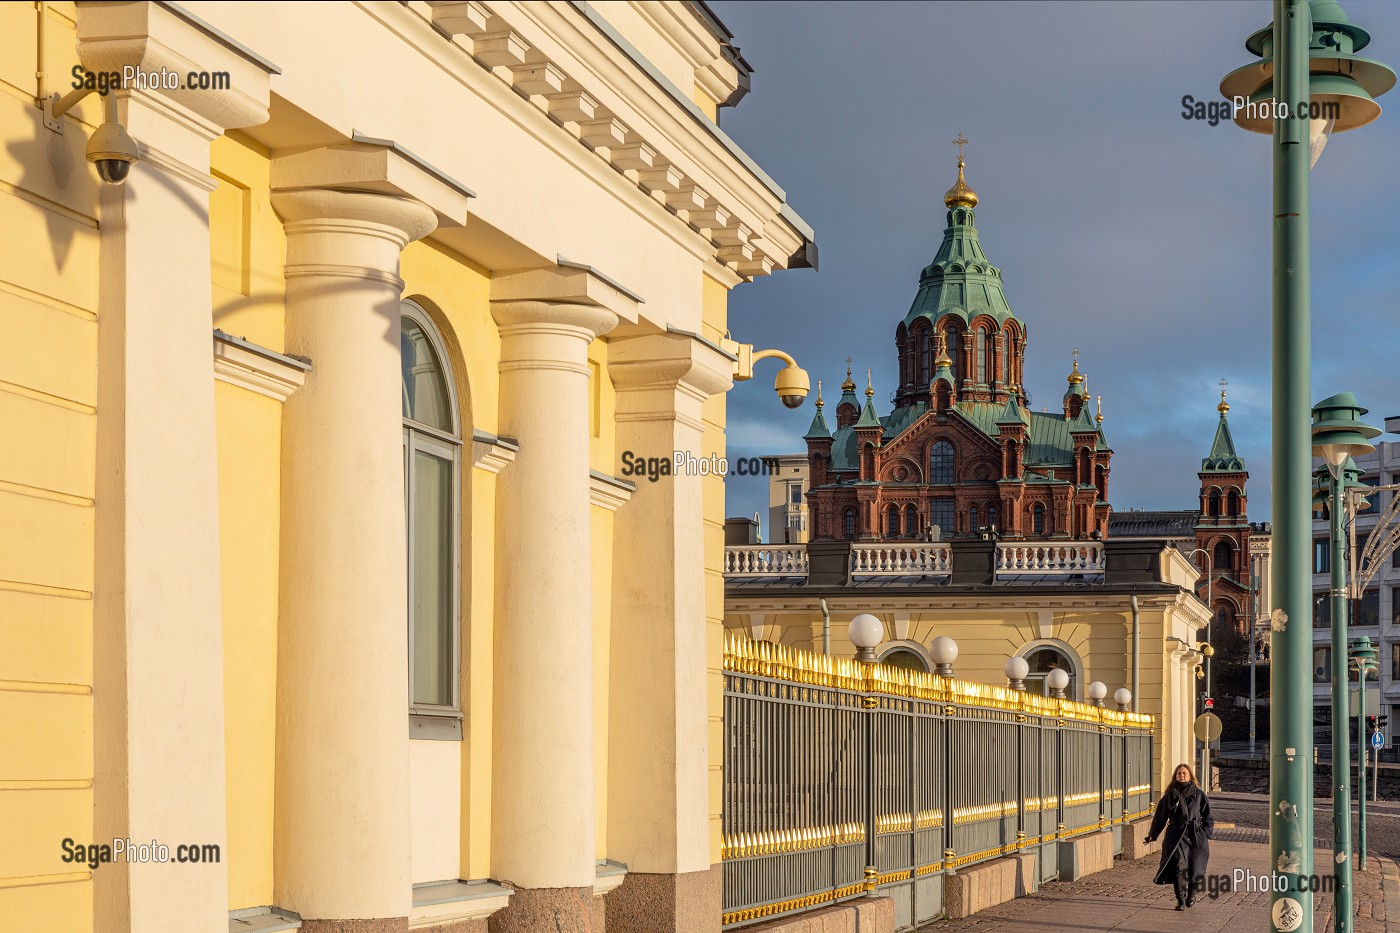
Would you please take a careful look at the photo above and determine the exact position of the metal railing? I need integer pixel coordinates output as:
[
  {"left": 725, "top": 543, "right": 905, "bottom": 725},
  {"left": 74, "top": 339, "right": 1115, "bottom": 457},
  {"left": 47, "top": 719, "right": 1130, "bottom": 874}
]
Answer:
[{"left": 721, "top": 635, "right": 1154, "bottom": 930}]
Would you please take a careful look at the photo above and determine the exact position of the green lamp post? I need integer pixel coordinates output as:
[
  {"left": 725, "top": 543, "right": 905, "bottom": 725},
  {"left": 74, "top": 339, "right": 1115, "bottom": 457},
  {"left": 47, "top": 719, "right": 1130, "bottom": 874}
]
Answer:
[
  {"left": 1313, "top": 392, "right": 1380, "bottom": 929},
  {"left": 1349, "top": 636, "right": 1379, "bottom": 868},
  {"left": 1221, "top": 6, "right": 1393, "bottom": 932}
]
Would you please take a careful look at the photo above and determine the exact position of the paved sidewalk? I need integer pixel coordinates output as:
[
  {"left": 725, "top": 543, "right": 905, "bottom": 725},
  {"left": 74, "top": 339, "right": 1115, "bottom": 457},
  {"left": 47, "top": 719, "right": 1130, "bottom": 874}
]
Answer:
[{"left": 921, "top": 827, "right": 1398, "bottom": 932}]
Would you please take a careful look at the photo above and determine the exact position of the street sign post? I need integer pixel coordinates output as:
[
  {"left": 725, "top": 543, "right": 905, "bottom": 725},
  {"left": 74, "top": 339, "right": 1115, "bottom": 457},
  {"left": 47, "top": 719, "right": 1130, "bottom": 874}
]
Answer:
[
  {"left": 1195, "top": 712, "right": 1223, "bottom": 789},
  {"left": 1372, "top": 732, "right": 1384, "bottom": 751}
]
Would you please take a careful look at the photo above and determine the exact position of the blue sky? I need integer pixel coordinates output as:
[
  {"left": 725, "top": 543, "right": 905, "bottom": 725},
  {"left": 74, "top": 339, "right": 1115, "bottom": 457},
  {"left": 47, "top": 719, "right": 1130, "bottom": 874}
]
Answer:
[{"left": 713, "top": 0, "right": 1400, "bottom": 538}]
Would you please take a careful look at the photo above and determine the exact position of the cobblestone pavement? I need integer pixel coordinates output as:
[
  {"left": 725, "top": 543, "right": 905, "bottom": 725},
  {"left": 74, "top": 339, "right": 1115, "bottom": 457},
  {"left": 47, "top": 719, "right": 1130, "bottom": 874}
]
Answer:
[
  {"left": 920, "top": 822, "right": 1396, "bottom": 932},
  {"left": 1213, "top": 791, "right": 1400, "bottom": 858}
]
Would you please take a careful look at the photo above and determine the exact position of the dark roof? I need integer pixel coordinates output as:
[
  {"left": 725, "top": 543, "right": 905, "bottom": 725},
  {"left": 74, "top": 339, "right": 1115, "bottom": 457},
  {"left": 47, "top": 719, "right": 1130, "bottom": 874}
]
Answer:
[{"left": 1108, "top": 510, "right": 1198, "bottom": 539}]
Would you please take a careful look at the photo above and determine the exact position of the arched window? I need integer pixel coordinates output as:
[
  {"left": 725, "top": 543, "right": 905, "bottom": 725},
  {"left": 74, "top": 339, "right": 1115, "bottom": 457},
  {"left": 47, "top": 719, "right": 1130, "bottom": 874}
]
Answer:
[
  {"left": 1227, "top": 490, "right": 1240, "bottom": 517},
  {"left": 886, "top": 504, "right": 900, "bottom": 537},
  {"left": 929, "top": 440, "right": 954, "bottom": 485},
  {"left": 1023, "top": 646, "right": 1077, "bottom": 699},
  {"left": 976, "top": 326, "right": 987, "bottom": 384},
  {"left": 919, "top": 329, "right": 932, "bottom": 384},
  {"left": 402, "top": 301, "right": 461, "bottom": 715},
  {"left": 944, "top": 323, "right": 963, "bottom": 384},
  {"left": 904, "top": 504, "right": 918, "bottom": 537},
  {"left": 987, "top": 505, "right": 999, "bottom": 531},
  {"left": 970, "top": 506, "right": 979, "bottom": 534},
  {"left": 1003, "top": 332, "right": 1014, "bottom": 386},
  {"left": 880, "top": 648, "right": 929, "bottom": 672},
  {"left": 1208, "top": 490, "right": 1221, "bottom": 517},
  {"left": 1032, "top": 503, "right": 1045, "bottom": 536},
  {"left": 1214, "top": 539, "right": 1234, "bottom": 574},
  {"left": 844, "top": 508, "right": 856, "bottom": 539}
]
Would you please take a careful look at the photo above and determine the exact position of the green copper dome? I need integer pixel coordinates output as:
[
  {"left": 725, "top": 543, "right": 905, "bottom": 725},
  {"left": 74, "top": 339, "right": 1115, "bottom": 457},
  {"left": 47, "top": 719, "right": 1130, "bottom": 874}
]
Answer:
[{"left": 903, "top": 160, "right": 1019, "bottom": 331}]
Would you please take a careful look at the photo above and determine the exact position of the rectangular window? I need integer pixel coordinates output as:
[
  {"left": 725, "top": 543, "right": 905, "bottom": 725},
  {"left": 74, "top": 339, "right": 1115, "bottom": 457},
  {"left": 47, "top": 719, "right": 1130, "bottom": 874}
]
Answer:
[
  {"left": 1315, "top": 539, "right": 1331, "bottom": 574},
  {"left": 1315, "top": 646, "right": 1330, "bottom": 684},
  {"left": 1393, "top": 588, "right": 1400, "bottom": 628},
  {"left": 1361, "top": 474, "right": 1381, "bottom": 513},
  {"left": 789, "top": 484, "right": 803, "bottom": 505},
  {"left": 929, "top": 499, "right": 955, "bottom": 537},
  {"left": 1391, "top": 644, "right": 1400, "bottom": 683},
  {"left": 1356, "top": 589, "right": 1381, "bottom": 628},
  {"left": 410, "top": 450, "right": 455, "bottom": 708},
  {"left": 1314, "top": 594, "right": 1330, "bottom": 629}
]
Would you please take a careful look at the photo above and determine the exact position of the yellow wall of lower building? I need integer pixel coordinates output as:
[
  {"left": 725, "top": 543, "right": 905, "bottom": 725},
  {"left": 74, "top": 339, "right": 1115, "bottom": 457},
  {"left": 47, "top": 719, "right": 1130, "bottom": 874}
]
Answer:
[
  {"left": 214, "top": 381, "right": 284, "bottom": 910},
  {"left": 0, "top": 3, "right": 97, "bottom": 928},
  {"left": 701, "top": 273, "right": 729, "bottom": 865}
]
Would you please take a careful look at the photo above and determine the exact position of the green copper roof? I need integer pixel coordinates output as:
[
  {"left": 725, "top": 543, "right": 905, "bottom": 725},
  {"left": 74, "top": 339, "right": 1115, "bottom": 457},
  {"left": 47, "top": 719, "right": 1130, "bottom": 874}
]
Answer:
[
  {"left": 804, "top": 405, "right": 831, "bottom": 440},
  {"left": 883, "top": 401, "right": 925, "bottom": 439},
  {"left": 855, "top": 395, "right": 882, "bottom": 429},
  {"left": 903, "top": 203, "right": 1019, "bottom": 330},
  {"left": 1071, "top": 406, "right": 1097, "bottom": 433},
  {"left": 830, "top": 425, "right": 858, "bottom": 471},
  {"left": 1202, "top": 411, "right": 1246, "bottom": 472},
  {"left": 995, "top": 394, "right": 1028, "bottom": 427}
]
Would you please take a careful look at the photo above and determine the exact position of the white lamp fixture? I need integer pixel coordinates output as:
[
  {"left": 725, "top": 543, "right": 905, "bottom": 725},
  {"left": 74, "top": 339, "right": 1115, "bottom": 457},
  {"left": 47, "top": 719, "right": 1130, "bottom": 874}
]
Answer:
[
  {"left": 1114, "top": 687, "right": 1133, "bottom": 712},
  {"left": 929, "top": 635, "right": 959, "bottom": 677},
  {"left": 1046, "top": 667, "right": 1069, "bottom": 699},
  {"left": 848, "top": 613, "right": 884, "bottom": 662},
  {"left": 1087, "top": 681, "right": 1107, "bottom": 707},
  {"left": 1004, "top": 656, "right": 1029, "bottom": 691}
]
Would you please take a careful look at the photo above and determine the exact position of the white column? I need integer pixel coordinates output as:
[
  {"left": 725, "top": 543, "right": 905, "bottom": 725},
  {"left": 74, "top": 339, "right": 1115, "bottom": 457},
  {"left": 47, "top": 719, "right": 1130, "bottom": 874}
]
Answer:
[
  {"left": 269, "top": 145, "right": 467, "bottom": 925},
  {"left": 489, "top": 298, "right": 618, "bottom": 897},
  {"left": 77, "top": 6, "right": 272, "bottom": 932},
  {"left": 602, "top": 333, "right": 731, "bottom": 931}
]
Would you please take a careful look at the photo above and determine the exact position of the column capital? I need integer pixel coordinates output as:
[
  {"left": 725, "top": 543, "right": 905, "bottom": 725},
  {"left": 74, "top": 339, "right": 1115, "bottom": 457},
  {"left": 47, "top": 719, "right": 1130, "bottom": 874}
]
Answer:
[
  {"left": 77, "top": 1, "right": 274, "bottom": 134},
  {"left": 608, "top": 331, "right": 733, "bottom": 405},
  {"left": 272, "top": 142, "right": 470, "bottom": 229},
  {"left": 491, "top": 300, "right": 619, "bottom": 350},
  {"left": 272, "top": 188, "right": 439, "bottom": 250}
]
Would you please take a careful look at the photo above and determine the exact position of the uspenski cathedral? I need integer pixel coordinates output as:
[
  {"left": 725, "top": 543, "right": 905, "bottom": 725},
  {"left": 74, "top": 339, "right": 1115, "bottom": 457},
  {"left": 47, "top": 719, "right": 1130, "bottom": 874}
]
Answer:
[{"left": 801, "top": 149, "right": 1113, "bottom": 543}]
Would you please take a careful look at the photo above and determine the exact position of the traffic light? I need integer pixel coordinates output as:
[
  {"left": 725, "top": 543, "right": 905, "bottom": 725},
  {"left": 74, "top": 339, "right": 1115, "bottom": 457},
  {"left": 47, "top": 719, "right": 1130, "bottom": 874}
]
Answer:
[
  {"left": 1203, "top": 696, "right": 1214, "bottom": 711},
  {"left": 1367, "top": 715, "right": 1378, "bottom": 731},
  {"left": 1380, "top": 715, "right": 1390, "bottom": 731}
]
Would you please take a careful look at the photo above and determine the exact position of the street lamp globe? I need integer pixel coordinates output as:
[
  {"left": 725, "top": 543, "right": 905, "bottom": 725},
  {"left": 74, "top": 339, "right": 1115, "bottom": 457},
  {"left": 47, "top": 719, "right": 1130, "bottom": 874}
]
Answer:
[
  {"left": 1046, "top": 668, "right": 1069, "bottom": 699},
  {"left": 929, "top": 635, "right": 958, "bottom": 677},
  {"left": 1114, "top": 687, "right": 1133, "bottom": 712},
  {"left": 1004, "top": 655, "right": 1029, "bottom": 691},
  {"left": 848, "top": 614, "right": 883, "bottom": 662},
  {"left": 1088, "top": 681, "right": 1108, "bottom": 707}
]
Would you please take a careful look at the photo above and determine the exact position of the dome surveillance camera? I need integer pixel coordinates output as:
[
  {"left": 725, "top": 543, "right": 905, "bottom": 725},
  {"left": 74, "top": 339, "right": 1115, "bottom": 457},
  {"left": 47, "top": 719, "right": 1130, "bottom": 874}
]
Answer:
[
  {"left": 774, "top": 364, "right": 809, "bottom": 409},
  {"left": 87, "top": 121, "right": 139, "bottom": 185}
]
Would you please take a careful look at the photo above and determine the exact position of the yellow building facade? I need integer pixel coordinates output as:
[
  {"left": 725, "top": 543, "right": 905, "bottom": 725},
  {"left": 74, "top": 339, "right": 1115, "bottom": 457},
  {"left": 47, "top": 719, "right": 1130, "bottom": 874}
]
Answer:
[{"left": 1, "top": 2, "right": 813, "bottom": 932}]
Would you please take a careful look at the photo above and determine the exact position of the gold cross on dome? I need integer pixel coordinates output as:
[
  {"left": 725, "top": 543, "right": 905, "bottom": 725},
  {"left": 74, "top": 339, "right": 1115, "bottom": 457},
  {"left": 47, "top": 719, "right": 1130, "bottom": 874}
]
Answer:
[
  {"left": 1219, "top": 378, "right": 1229, "bottom": 395},
  {"left": 953, "top": 132, "right": 970, "bottom": 163}
]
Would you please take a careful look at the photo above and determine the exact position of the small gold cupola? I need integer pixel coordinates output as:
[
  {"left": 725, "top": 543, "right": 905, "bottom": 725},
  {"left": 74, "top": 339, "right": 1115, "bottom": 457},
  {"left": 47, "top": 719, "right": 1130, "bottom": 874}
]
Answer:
[{"left": 944, "top": 132, "right": 979, "bottom": 209}]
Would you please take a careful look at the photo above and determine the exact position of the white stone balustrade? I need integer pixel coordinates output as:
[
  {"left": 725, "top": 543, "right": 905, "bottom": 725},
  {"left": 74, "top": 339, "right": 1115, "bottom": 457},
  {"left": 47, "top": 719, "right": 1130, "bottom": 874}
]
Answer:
[
  {"left": 723, "top": 546, "right": 809, "bottom": 575},
  {"left": 996, "top": 543, "right": 1105, "bottom": 574},
  {"left": 850, "top": 543, "right": 951, "bottom": 575}
]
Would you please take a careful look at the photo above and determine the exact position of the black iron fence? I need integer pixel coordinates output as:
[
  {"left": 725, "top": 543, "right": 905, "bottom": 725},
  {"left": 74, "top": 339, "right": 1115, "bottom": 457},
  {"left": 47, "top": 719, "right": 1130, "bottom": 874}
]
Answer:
[{"left": 721, "top": 635, "right": 1154, "bottom": 929}]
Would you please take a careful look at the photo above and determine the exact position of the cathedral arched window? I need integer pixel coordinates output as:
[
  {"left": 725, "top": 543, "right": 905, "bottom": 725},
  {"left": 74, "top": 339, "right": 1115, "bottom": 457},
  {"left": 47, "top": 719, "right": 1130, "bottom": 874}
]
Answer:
[
  {"left": 976, "top": 326, "right": 987, "bottom": 384},
  {"left": 1032, "top": 503, "right": 1045, "bottom": 536},
  {"left": 402, "top": 300, "right": 461, "bottom": 715},
  {"left": 970, "top": 506, "right": 979, "bottom": 534},
  {"left": 1003, "top": 332, "right": 1015, "bottom": 386},
  {"left": 1214, "top": 539, "right": 1234, "bottom": 573},
  {"left": 844, "top": 508, "right": 855, "bottom": 539},
  {"left": 919, "top": 329, "right": 932, "bottom": 384},
  {"left": 1228, "top": 490, "right": 1240, "bottom": 517},
  {"left": 886, "top": 504, "right": 900, "bottom": 537},
  {"left": 929, "top": 440, "right": 954, "bottom": 485},
  {"left": 987, "top": 505, "right": 999, "bottom": 531},
  {"left": 1208, "top": 490, "right": 1221, "bottom": 517},
  {"left": 904, "top": 504, "right": 918, "bottom": 537},
  {"left": 943, "top": 322, "right": 963, "bottom": 384}
]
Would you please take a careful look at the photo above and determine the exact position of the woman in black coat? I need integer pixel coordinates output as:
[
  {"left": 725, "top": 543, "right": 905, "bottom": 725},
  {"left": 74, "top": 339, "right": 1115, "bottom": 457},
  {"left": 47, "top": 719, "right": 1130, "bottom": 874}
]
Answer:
[{"left": 1144, "top": 763, "right": 1213, "bottom": 909}]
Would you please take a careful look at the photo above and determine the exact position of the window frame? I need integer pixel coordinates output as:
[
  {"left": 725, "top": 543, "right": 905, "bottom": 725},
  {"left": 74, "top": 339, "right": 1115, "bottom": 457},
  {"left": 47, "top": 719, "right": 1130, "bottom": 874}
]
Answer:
[
  {"left": 929, "top": 440, "right": 955, "bottom": 486},
  {"left": 401, "top": 300, "right": 464, "bottom": 733}
]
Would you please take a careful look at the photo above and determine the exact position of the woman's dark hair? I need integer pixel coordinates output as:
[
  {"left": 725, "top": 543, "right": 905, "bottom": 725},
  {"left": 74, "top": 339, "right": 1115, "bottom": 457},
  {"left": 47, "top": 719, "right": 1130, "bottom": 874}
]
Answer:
[{"left": 1171, "top": 762, "right": 1199, "bottom": 787}]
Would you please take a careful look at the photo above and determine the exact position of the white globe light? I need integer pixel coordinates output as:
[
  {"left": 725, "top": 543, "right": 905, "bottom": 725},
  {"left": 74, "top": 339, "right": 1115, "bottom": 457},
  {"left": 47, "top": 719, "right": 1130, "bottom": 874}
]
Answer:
[
  {"left": 1046, "top": 668, "right": 1069, "bottom": 691},
  {"left": 1004, "top": 656, "right": 1029, "bottom": 681},
  {"left": 1088, "top": 681, "right": 1107, "bottom": 700},
  {"left": 929, "top": 635, "right": 959, "bottom": 665},
  {"left": 848, "top": 613, "right": 884, "bottom": 650},
  {"left": 1114, "top": 687, "right": 1133, "bottom": 707}
]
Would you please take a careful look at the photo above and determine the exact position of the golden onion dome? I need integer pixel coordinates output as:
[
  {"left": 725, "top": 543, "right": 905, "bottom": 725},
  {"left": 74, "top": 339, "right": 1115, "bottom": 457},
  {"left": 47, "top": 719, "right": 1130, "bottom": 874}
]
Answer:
[
  {"left": 1218, "top": 389, "right": 1230, "bottom": 414},
  {"left": 944, "top": 158, "right": 979, "bottom": 209},
  {"left": 1067, "top": 351, "right": 1084, "bottom": 386}
]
